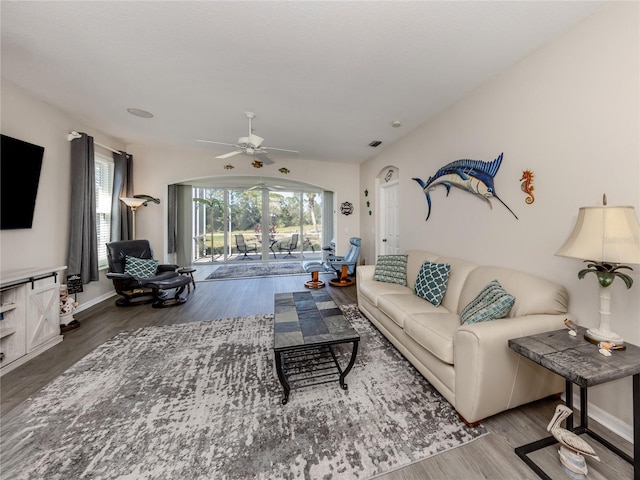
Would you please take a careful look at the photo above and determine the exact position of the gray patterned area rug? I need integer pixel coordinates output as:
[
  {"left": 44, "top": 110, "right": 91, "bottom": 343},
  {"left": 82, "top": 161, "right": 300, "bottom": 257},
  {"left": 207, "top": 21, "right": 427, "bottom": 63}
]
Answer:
[
  {"left": 2, "top": 305, "right": 488, "bottom": 480},
  {"left": 206, "top": 261, "right": 307, "bottom": 280}
]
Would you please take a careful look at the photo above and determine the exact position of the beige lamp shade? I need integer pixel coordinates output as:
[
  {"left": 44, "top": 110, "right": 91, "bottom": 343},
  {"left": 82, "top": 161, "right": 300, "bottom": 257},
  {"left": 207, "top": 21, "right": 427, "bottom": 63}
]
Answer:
[
  {"left": 556, "top": 205, "right": 640, "bottom": 264},
  {"left": 120, "top": 197, "right": 147, "bottom": 209}
]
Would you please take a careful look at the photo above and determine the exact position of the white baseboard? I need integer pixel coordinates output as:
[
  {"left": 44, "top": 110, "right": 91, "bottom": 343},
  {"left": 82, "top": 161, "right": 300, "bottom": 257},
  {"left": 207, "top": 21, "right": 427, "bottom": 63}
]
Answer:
[
  {"left": 563, "top": 392, "right": 633, "bottom": 443},
  {"left": 75, "top": 292, "right": 116, "bottom": 313}
]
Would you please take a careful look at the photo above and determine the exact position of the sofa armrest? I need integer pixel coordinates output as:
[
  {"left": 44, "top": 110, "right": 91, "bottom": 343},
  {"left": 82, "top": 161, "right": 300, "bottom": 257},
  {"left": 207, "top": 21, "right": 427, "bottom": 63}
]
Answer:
[
  {"left": 453, "top": 314, "right": 570, "bottom": 424},
  {"left": 356, "top": 265, "right": 376, "bottom": 283}
]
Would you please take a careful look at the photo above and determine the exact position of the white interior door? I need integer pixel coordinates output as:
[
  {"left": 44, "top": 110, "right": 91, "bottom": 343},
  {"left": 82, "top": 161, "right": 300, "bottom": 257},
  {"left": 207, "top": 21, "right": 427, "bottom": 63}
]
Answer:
[{"left": 379, "top": 181, "right": 400, "bottom": 255}]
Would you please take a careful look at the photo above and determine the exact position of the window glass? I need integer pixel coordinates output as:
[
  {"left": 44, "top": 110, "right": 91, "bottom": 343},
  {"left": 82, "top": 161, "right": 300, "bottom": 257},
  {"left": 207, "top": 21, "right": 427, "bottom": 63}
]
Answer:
[{"left": 95, "top": 153, "right": 114, "bottom": 268}]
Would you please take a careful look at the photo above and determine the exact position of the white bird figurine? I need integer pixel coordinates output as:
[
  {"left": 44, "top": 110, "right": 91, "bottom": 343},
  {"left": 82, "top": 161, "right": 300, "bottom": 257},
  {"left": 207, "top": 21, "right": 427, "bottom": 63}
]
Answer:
[{"left": 547, "top": 404, "right": 600, "bottom": 479}]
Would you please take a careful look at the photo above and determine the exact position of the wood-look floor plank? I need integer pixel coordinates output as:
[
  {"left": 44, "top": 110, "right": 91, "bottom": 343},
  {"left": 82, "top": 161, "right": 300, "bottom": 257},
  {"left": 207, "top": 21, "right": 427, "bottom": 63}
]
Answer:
[{"left": 1, "top": 272, "right": 633, "bottom": 479}]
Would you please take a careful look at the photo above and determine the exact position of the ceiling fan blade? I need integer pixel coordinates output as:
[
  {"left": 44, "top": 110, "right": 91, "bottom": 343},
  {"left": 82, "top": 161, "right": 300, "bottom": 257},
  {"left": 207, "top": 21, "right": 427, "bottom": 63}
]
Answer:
[
  {"left": 196, "top": 139, "right": 238, "bottom": 147},
  {"left": 262, "top": 146, "right": 299, "bottom": 155},
  {"left": 255, "top": 152, "right": 274, "bottom": 165},
  {"left": 216, "top": 150, "right": 243, "bottom": 159}
]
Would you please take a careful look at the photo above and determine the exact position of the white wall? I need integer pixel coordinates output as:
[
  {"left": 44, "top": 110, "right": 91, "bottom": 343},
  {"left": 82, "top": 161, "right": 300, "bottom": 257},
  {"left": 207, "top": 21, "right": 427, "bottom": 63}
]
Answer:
[
  {"left": 0, "top": 80, "right": 124, "bottom": 306},
  {"left": 360, "top": 2, "right": 639, "bottom": 432},
  {"left": 127, "top": 145, "right": 360, "bottom": 259},
  {"left": 0, "top": 80, "right": 360, "bottom": 308}
]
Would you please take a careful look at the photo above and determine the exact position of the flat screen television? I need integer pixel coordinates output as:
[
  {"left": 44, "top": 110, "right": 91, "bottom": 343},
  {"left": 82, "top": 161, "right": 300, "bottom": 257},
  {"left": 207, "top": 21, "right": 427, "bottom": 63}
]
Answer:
[{"left": 1, "top": 134, "right": 45, "bottom": 230}]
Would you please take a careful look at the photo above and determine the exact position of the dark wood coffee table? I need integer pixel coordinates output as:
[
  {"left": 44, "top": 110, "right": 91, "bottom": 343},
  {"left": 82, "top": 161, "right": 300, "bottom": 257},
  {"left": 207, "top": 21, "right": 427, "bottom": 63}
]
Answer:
[{"left": 273, "top": 290, "right": 360, "bottom": 404}]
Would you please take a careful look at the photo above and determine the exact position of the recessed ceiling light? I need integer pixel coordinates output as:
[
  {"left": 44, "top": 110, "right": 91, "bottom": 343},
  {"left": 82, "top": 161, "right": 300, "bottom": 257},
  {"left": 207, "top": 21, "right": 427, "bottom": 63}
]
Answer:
[
  {"left": 391, "top": 120, "right": 402, "bottom": 128},
  {"left": 127, "top": 108, "right": 154, "bottom": 118}
]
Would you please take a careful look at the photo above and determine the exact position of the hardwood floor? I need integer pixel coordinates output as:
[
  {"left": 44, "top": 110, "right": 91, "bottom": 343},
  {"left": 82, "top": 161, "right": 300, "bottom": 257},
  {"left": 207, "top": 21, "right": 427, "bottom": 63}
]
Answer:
[{"left": 1, "top": 272, "right": 633, "bottom": 479}]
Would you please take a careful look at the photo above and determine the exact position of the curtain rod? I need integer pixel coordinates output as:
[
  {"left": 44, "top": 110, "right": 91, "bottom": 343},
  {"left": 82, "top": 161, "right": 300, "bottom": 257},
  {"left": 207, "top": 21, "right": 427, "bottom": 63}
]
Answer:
[{"left": 67, "top": 131, "right": 122, "bottom": 155}]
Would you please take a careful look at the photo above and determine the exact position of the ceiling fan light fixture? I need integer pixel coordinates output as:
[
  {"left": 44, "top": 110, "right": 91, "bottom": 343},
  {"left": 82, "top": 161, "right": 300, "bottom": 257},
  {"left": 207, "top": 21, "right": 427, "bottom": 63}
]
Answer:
[{"left": 248, "top": 133, "right": 264, "bottom": 148}]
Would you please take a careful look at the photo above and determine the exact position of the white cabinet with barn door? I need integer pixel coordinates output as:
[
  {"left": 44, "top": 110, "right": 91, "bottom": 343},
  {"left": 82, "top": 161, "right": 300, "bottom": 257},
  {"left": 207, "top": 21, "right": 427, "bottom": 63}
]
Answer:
[{"left": 0, "top": 267, "right": 65, "bottom": 375}]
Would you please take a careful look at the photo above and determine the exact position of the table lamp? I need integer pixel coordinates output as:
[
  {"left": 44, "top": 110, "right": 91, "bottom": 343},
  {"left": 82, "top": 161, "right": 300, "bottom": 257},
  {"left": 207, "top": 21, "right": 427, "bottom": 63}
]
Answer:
[
  {"left": 120, "top": 197, "right": 147, "bottom": 239},
  {"left": 556, "top": 195, "right": 640, "bottom": 346}
]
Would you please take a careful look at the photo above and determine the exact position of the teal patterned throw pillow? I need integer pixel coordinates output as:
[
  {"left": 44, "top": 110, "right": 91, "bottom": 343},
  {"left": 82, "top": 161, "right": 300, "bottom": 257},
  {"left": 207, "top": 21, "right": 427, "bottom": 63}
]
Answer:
[
  {"left": 460, "top": 280, "right": 515, "bottom": 324},
  {"left": 414, "top": 261, "right": 451, "bottom": 306},
  {"left": 373, "top": 255, "right": 408, "bottom": 285},
  {"left": 124, "top": 256, "right": 158, "bottom": 278}
]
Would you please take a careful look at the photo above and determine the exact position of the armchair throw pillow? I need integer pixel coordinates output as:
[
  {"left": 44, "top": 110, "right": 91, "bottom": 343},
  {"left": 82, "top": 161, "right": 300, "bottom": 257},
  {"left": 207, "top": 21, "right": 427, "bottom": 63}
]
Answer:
[
  {"left": 373, "top": 255, "right": 408, "bottom": 285},
  {"left": 414, "top": 261, "right": 451, "bottom": 306},
  {"left": 124, "top": 256, "right": 158, "bottom": 279},
  {"left": 461, "top": 279, "right": 515, "bottom": 324}
]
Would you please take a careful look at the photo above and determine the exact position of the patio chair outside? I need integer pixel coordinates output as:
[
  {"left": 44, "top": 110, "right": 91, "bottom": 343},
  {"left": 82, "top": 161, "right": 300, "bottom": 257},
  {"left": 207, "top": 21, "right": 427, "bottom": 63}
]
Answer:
[
  {"left": 278, "top": 233, "right": 299, "bottom": 258},
  {"left": 235, "top": 234, "right": 258, "bottom": 260}
]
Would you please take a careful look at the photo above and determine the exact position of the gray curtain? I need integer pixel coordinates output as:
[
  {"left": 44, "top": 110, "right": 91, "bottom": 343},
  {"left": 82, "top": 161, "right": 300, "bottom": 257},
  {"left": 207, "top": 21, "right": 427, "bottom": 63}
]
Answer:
[
  {"left": 67, "top": 133, "right": 99, "bottom": 284},
  {"left": 110, "top": 151, "right": 133, "bottom": 241},
  {"left": 167, "top": 184, "right": 177, "bottom": 254},
  {"left": 323, "top": 190, "right": 334, "bottom": 249},
  {"left": 176, "top": 185, "right": 193, "bottom": 267}
]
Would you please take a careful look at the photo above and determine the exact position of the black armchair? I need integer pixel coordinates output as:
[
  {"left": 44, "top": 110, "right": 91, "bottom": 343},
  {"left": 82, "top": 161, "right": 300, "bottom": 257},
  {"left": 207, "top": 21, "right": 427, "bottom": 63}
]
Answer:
[{"left": 106, "top": 239, "right": 191, "bottom": 308}]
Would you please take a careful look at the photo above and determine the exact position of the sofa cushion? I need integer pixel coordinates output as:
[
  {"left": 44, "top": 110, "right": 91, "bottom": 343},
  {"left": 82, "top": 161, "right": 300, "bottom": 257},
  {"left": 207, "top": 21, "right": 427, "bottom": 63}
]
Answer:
[
  {"left": 373, "top": 255, "right": 409, "bottom": 285},
  {"left": 403, "top": 313, "right": 460, "bottom": 365},
  {"left": 378, "top": 293, "right": 446, "bottom": 328},
  {"left": 432, "top": 256, "right": 478, "bottom": 314},
  {"left": 414, "top": 261, "right": 451, "bottom": 306},
  {"left": 460, "top": 280, "right": 515, "bottom": 324},
  {"left": 405, "top": 251, "right": 441, "bottom": 290},
  {"left": 459, "top": 266, "right": 569, "bottom": 317},
  {"left": 124, "top": 256, "right": 158, "bottom": 278},
  {"left": 358, "top": 280, "right": 411, "bottom": 307}
]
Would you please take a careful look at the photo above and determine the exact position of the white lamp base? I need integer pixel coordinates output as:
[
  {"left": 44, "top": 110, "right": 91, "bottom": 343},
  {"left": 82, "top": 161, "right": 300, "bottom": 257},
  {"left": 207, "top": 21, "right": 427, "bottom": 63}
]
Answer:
[
  {"left": 583, "top": 285, "right": 625, "bottom": 347},
  {"left": 584, "top": 327, "right": 624, "bottom": 347}
]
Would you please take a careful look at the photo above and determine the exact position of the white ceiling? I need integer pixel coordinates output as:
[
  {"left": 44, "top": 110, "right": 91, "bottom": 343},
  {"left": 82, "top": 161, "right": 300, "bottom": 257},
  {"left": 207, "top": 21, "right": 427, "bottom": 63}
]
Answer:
[{"left": 1, "top": 1, "right": 606, "bottom": 165}]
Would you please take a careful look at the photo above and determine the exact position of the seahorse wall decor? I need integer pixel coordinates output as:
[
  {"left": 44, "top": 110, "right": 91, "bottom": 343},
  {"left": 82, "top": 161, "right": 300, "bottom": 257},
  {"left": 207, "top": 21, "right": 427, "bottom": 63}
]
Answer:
[{"left": 520, "top": 170, "right": 535, "bottom": 204}]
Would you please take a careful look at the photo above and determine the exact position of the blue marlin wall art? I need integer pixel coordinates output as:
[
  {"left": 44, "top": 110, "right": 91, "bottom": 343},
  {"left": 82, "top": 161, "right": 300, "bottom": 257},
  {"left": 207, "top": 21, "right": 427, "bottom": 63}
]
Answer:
[{"left": 412, "top": 152, "right": 518, "bottom": 221}]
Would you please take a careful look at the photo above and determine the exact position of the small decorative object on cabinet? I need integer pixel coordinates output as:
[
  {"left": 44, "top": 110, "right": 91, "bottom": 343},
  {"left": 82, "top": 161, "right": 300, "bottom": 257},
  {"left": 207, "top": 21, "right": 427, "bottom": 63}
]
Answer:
[
  {"left": 59, "top": 284, "right": 80, "bottom": 333},
  {"left": 1, "top": 266, "right": 65, "bottom": 376}
]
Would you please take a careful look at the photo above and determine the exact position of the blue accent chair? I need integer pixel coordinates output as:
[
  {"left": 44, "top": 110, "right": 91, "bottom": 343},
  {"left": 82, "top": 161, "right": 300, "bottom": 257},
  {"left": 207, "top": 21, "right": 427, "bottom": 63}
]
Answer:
[{"left": 303, "top": 237, "right": 361, "bottom": 277}]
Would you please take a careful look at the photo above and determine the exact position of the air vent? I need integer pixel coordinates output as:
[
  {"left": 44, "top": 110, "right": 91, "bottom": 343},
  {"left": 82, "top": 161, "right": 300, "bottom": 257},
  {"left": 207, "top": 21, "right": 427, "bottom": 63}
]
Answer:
[{"left": 369, "top": 140, "right": 382, "bottom": 148}]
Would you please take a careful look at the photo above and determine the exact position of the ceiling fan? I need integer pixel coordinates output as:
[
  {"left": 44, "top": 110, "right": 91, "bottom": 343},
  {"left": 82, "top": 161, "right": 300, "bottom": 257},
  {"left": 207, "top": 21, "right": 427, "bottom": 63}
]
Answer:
[{"left": 197, "top": 112, "right": 299, "bottom": 165}]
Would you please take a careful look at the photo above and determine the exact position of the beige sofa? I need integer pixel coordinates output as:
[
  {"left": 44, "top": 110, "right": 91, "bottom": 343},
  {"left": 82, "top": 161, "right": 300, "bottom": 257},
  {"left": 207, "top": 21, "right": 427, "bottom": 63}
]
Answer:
[{"left": 356, "top": 250, "right": 570, "bottom": 425}]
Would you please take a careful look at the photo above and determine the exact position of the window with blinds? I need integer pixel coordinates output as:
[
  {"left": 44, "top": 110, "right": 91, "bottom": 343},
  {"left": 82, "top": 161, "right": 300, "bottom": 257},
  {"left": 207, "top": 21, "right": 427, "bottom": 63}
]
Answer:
[{"left": 95, "top": 153, "right": 114, "bottom": 268}]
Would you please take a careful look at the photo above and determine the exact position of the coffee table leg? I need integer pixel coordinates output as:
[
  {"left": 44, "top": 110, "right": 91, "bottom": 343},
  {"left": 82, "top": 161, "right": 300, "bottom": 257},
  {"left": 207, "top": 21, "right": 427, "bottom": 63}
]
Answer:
[
  {"left": 275, "top": 351, "right": 290, "bottom": 404},
  {"left": 339, "top": 340, "right": 359, "bottom": 390}
]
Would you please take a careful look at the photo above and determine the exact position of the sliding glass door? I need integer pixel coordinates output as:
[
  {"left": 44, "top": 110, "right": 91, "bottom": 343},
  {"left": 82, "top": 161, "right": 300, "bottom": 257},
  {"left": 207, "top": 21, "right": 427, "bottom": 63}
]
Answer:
[
  {"left": 190, "top": 185, "right": 324, "bottom": 263},
  {"left": 228, "top": 189, "right": 262, "bottom": 260}
]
